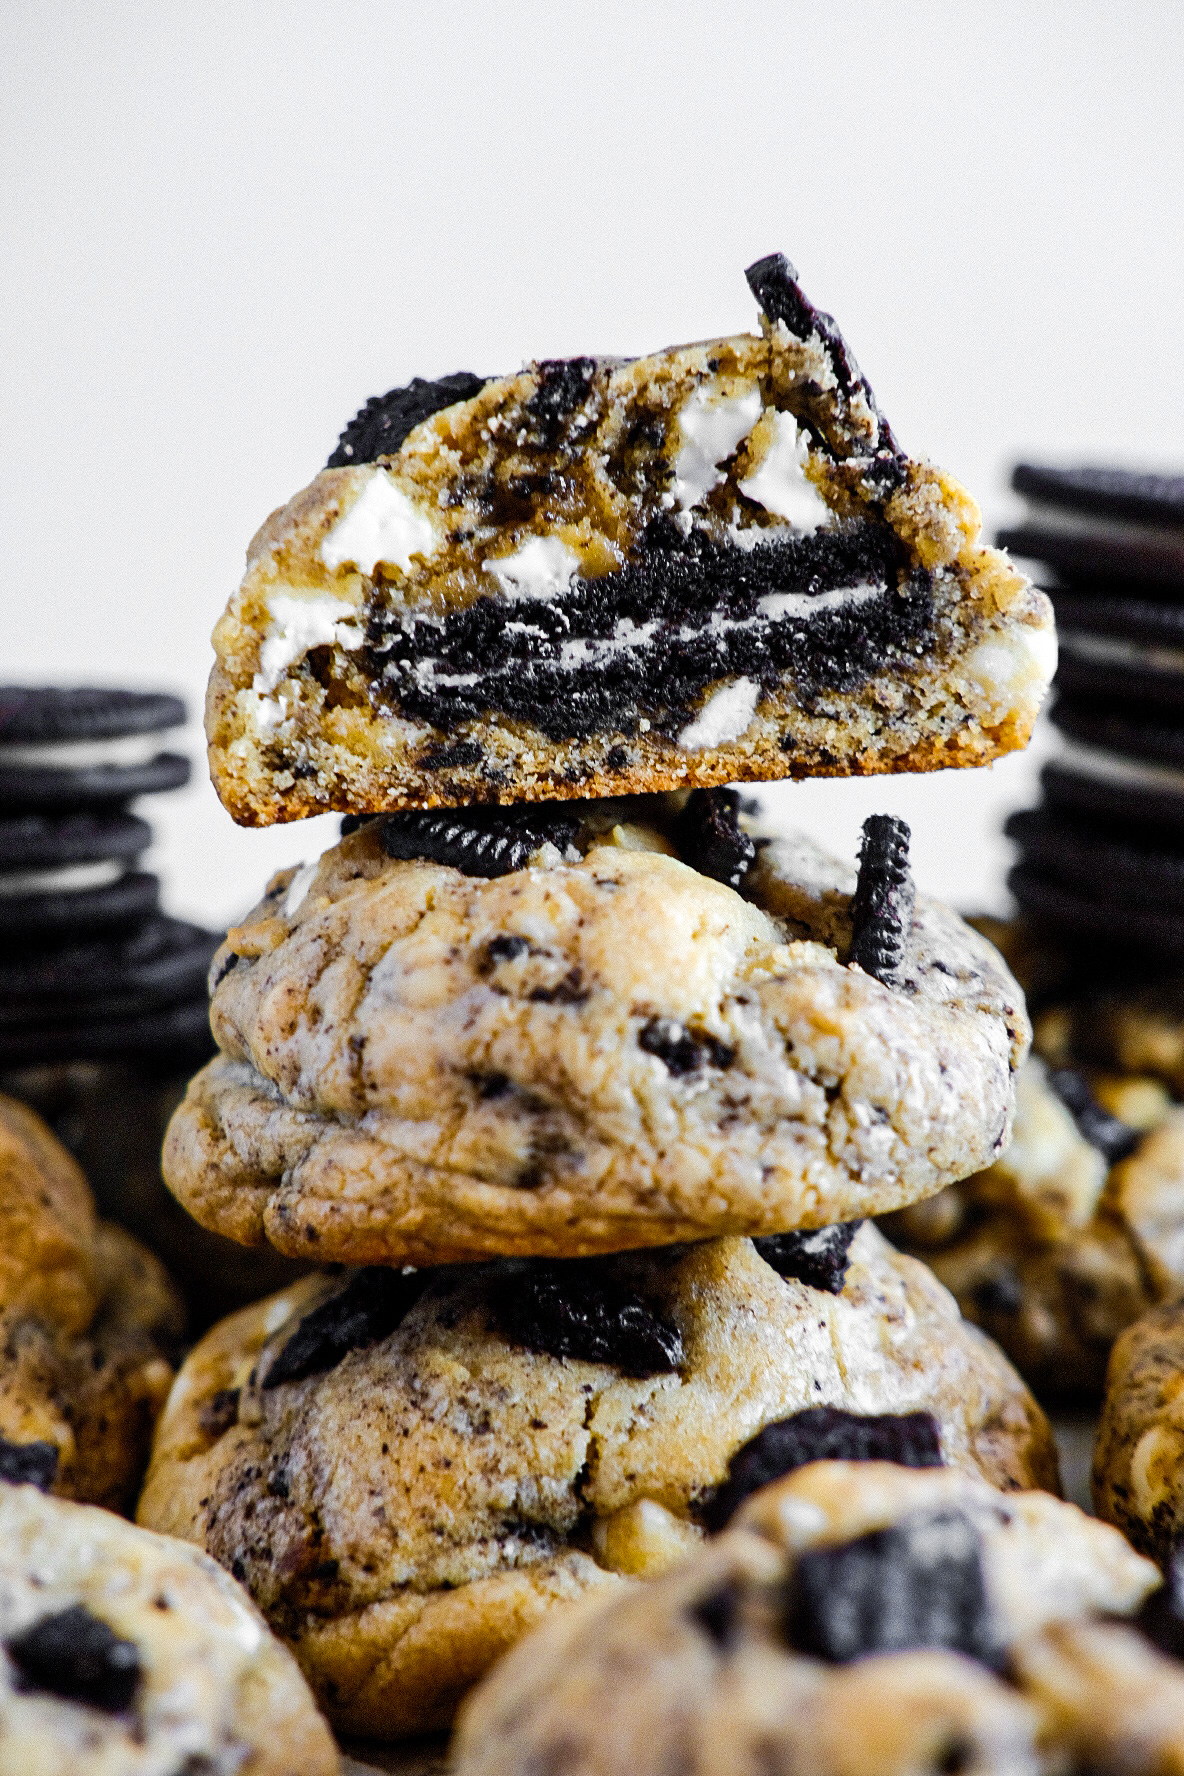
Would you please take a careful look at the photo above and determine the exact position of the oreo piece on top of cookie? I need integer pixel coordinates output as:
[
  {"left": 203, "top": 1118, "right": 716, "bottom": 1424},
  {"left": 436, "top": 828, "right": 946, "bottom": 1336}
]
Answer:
[{"left": 0, "top": 687, "right": 189, "bottom": 812}]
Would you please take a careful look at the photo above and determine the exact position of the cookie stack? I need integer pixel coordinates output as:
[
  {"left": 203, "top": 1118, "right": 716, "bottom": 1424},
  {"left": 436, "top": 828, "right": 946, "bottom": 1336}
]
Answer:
[
  {"left": 999, "top": 465, "right": 1184, "bottom": 958},
  {"left": 134, "top": 257, "right": 1066, "bottom": 1747}
]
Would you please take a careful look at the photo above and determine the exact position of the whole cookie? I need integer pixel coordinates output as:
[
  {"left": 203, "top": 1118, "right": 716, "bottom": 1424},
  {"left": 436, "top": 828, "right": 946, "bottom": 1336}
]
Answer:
[
  {"left": 453, "top": 1459, "right": 1165, "bottom": 1776},
  {"left": 162, "top": 807, "right": 1028, "bottom": 1267},
  {"left": 0, "top": 1091, "right": 184, "bottom": 1510},
  {"left": 137, "top": 1227, "right": 1057, "bottom": 1738},
  {"left": 0, "top": 1483, "right": 337, "bottom": 1775},
  {"left": 882, "top": 1058, "right": 1184, "bottom": 1399},
  {"left": 1094, "top": 1295, "right": 1184, "bottom": 1563}
]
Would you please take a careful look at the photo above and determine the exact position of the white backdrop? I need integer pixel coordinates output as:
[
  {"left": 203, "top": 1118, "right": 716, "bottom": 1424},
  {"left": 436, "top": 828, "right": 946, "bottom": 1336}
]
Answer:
[{"left": 4, "top": 2, "right": 1183, "bottom": 929}]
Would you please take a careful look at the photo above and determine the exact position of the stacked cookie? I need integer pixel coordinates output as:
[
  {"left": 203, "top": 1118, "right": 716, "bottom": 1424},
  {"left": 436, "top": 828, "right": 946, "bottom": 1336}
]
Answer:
[
  {"left": 0, "top": 686, "right": 218, "bottom": 1072},
  {"left": 999, "top": 465, "right": 1184, "bottom": 957},
  {"left": 136, "top": 256, "right": 1066, "bottom": 1745}
]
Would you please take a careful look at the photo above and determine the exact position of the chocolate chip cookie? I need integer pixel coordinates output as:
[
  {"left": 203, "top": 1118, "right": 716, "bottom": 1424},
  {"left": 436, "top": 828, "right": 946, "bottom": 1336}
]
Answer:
[
  {"left": 136, "top": 1228, "right": 1057, "bottom": 1738},
  {"left": 1093, "top": 1294, "right": 1184, "bottom": 1564}
]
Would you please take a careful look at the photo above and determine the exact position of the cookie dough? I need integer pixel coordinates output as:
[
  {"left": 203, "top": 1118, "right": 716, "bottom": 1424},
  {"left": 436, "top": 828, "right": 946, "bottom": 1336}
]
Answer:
[
  {"left": 1093, "top": 1294, "right": 1184, "bottom": 1563},
  {"left": 882, "top": 1057, "right": 1184, "bottom": 1399},
  {"left": 0, "top": 1481, "right": 337, "bottom": 1775},
  {"left": 162, "top": 805, "right": 1028, "bottom": 1267},
  {"left": 452, "top": 1459, "right": 1164, "bottom": 1776},
  {"left": 0, "top": 1091, "right": 183, "bottom": 1511},
  {"left": 206, "top": 256, "right": 1052, "bottom": 826},
  {"left": 136, "top": 1228, "right": 1057, "bottom": 1738}
]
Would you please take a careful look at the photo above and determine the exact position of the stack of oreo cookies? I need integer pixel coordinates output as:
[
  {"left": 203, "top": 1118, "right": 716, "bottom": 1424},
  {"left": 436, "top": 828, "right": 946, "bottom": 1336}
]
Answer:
[
  {"left": 999, "top": 465, "right": 1184, "bottom": 959},
  {"left": 0, "top": 687, "right": 219, "bottom": 1071}
]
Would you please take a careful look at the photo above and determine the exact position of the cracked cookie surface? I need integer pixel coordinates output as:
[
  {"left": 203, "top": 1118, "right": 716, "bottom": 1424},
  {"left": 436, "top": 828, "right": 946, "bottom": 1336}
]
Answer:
[
  {"left": 136, "top": 1229, "right": 1056, "bottom": 1738},
  {"left": 162, "top": 809, "right": 1028, "bottom": 1266}
]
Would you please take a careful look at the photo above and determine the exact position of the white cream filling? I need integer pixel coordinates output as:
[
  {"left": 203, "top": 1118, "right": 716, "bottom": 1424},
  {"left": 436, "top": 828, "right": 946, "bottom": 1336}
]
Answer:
[
  {"left": 756, "top": 580, "right": 882, "bottom": 622},
  {"left": 482, "top": 536, "right": 581, "bottom": 601},
  {"left": 253, "top": 592, "right": 365, "bottom": 696},
  {"left": 1060, "top": 629, "right": 1184, "bottom": 675},
  {"left": 677, "top": 677, "right": 759, "bottom": 750},
  {"left": 0, "top": 860, "right": 125, "bottom": 897},
  {"left": 0, "top": 733, "right": 168, "bottom": 770},
  {"left": 283, "top": 860, "right": 319, "bottom": 918},
  {"left": 670, "top": 382, "right": 762, "bottom": 511},
  {"left": 1016, "top": 500, "right": 1184, "bottom": 550},
  {"left": 1055, "top": 739, "right": 1184, "bottom": 796},
  {"left": 321, "top": 469, "right": 439, "bottom": 576},
  {"left": 739, "top": 410, "right": 832, "bottom": 533}
]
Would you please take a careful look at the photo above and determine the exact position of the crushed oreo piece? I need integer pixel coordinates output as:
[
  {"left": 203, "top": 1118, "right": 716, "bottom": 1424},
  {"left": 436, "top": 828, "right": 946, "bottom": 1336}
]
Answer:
[
  {"left": 485, "top": 934, "right": 531, "bottom": 967},
  {"left": 528, "top": 358, "right": 597, "bottom": 444},
  {"left": 209, "top": 950, "right": 240, "bottom": 992},
  {"left": 848, "top": 814, "right": 914, "bottom": 986},
  {"left": 638, "top": 1017, "right": 735, "bottom": 1076},
  {"left": 675, "top": 788, "right": 756, "bottom": 888},
  {"left": 328, "top": 372, "right": 488, "bottom": 468},
  {"left": 6, "top": 1604, "right": 141, "bottom": 1712},
  {"left": 755, "top": 1221, "right": 863, "bottom": 1294},
  {"left": 0, "top": 1436, "right": 59, "bottom": 1491},
  {"left": 263, "top": 1268, "right": 426, "bottom": 1389},
  {"left": 340, "top": 813, "right": 378, "bottom": 837},
  {"left": 784, "top": 1509, "right": 997, "bottom": 1666},
  {"left": 491, "top": 1261, "right": 683, "bottom": 1377},
  {"left": 198, "top": 1388, "right": 241, "bottom": 1439},
  {"left": 420, "top": 739, "right": 484, "bottom": 771},
  {"left": 705, "top": 1407, "right": 943, "bottom": 1532},
  {"left": 1135, "top": 1545, "right": 1184, "bottom": 1659},
  {"left": 688, "top": 1581, "right": 742, "bottom": 1649},
  {"left": 1048, "top": 1069, "right": 1141, "bottom": 1166},
  {"left": 379, "top": 804, "right": 581, "bottom": 878}
]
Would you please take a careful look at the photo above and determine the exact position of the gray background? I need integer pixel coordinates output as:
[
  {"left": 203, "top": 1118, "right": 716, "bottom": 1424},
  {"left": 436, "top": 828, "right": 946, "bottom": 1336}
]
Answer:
[{"left": 4, "top": 1, "right": 1182, "bottom": 927}]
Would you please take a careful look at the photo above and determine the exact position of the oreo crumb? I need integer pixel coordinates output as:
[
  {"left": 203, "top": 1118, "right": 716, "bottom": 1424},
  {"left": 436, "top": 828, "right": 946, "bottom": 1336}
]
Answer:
[
  {"left": 340, "top": 813, "right": 378, "bottom": 836},
  {"left": 705, "top": 1407, "right": 943, "bottom": 1531},
  {"left": 263, "top": 1268, "right": 426, "bottom": 1388},
  {"left": 688, "top": 1581, "right": 742, "bottom": 1649},
  {"left": 379, "top": 805, "right": 581, "bottom": 878},
  {"left": 328, "top": 372, "right": 488, "bottom": 468},
  {"left": 604, "top": 745, "right": 629, "bottom": 771},
  {"left": 0, "top": 1436, "right": 58, "bottom": 1491},
  {"left": 1135, "top": 1546, "right": 1184, "bottom": 1659},
  {"left": 491, "top": 1261, "right": 683, "bottom": 1377},
  {"left": 755, "top": 1222, "right": 863, "bottom": 1294},
  {"left": 209, "top": 951, "right": 239, "bottom": 992},
  {"left": 6, "top": 1604, "right": 141, "bottom": 1712},
  {"left": 675, "top": 788, "right": 756, "bottom": 888},
  {"left": 1048, "top": 1069, "right": 1141, "bottom": 1166},
  {"left": 638, "top": 1018, "right": 735, "bottom": 1076},
  {"left": 783, "top": 1509, "right": 997, "bottom": 1665},
  {"left": 848, "top": 814, "right": 914, "bottom": 986},
  {"left": 421, "top": 739, "right": 484, "bottom": 771},
  {"left": 198, "top": 1388, "right": 241, "bottom": 1439},
  {"left": 484, "top": 934, "right": 531, "bottom": 967},
  {"left": 528, "top": 358, "right": 596, "bottom": 445}
]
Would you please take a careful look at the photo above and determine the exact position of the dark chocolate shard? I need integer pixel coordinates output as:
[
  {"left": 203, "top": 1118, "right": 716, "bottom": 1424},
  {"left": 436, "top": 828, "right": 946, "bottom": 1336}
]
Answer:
[
  {"left": 328, "top": 372, "right": 488, "bottom": 469},
  {"left": 783, "top": 1509, "right": 997, "bottom": 1666},
  {"left": 688, "top": 1581, "right": 742, "bottom": 1649},
  {"left": 638, "top": 1018, "right": 735, "bottom": 1077},
  {"left": 1047, "top": 1068, "right": 1141, "bottom": 1166},
  {"left": 6, "top": 1604, "right": 141, "bottom": 1712},
  {"left": 755, "top": 1221, "right": 863, "bottom": 1294},
  {"left": 1135, "top": 1545, "right": 1184, "bottom": 1659},
  {"left": 491, "top": 1261, "right": 683, "bottom": 1377},
  {"left": 744, "top": 253, "right": 898, "bottom": 455},
  {"left": 675, "top": 788, "right": 756, "bottom": 889},
  {"left": 848, "top": 814, "right": 914, "bottom": 986},
  {"left": 263, "top": 1268, "right": 426, "bottom": 1389},
  {"left": 704, "top": 1406, "right": 943, "bottom": 1532},
  {"left": 379, "top": 804, "right": 582, "bottom": 878},
  {"left": 0, "top": 1435, "right": 59, "bottom": 1491}
]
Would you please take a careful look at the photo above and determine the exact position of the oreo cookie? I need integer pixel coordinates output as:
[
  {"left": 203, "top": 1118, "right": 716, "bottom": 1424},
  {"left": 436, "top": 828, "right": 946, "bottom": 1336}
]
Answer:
[
  {"left": 0, "top": 687, "right": 188, "bottom": 812},
  {"left": 0, "top": 995, "right": 215, "bottom": 1069},
  {"left": 264, "top": 1268, "right": 427, "bottom": 1388},
  {"left": 327, "top": 372, "right": 489, "bottom": 469},
  {"left": 1050, "top": 697, "right": 1184, "bottom": 770},
  {"left": 848, "top": 814, "right": 914, "bottom": 985},
  {"left": 0, "top": 809, "right": 155, "bottom": 940},
  {"left": 1009, "top": 863, "right": 1184, "bottom": 960},
  {"left": 0, "top": 869, "right": 159, "bottom": 939},
  {"left": 1010, "top": 464, "right": 1184, "bottom": 530},
  {"left": 4, "top": 1603, "right": 141, "bottom": 1712},
  {"left": 379, "top": 804, "right": 582, "bottom": 878},
  {"left": 490, "top": 1260, "right": 684, "bottom": 1377}
]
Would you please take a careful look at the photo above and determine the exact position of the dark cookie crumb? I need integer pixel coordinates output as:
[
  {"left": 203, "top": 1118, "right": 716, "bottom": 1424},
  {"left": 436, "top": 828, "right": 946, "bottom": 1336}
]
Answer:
[
  {"left": 604, "top": 745, "right": 630, "bottom": 771},
  {"left": 704, "top": 1406, "right": 943, "bottom": 1531},
  {"left": 198, "top": 1388, "right": 241, "bottom": 1440},
  {"left": 688, "top": 1581, "right": 742, "bottom": 1649},
  {"left": 209, "top": 951, "right": 239, "bottom": 993},
  {"left": 848, "top": 814, "right": 914, "bottom": 986},
  {"left": 484, "top": 934, "right": 531, "bottom": 967},
  {"left": 638, "top": 1018, "right": 735, "bottom": 1076},
  {"left": 327, "top": 372, "right": 488, "bottom": 469},
  {"left": 755, "top": 1221, "right": 863, "bottom": 1294},
  {"left": 264, "top": 1268, "right": 426, "bottom": 1389},
  {"left": 784, "top": 1509, "right": 996, "bottom": 1665},
  {"left": 5, "top": 1604, "right": 141, "bottom": 1712},
  {"left": 675, "top": 788, "right": 756, "bottom": 889},
  {"left": 1135, "top": 1546, "right": 1184, "bottom": 1659},
  {"left": 340, "top": 812, "right": 379, "bottom": 837},
  {"left": 420, "top": 739, "right": 484, "bottom": 771},
  {"left": 490, "top": 1261, "right": 684, "bottom": 1377},
  {"left": 0, "top": 1435, "right": 59, "bottom": 1491},
  {"left": 379, "top": 805, "right": 581, "bottom": 878},
  {"left": 1047, "top": 1068, "right": 1141, "bottom": 1166}
]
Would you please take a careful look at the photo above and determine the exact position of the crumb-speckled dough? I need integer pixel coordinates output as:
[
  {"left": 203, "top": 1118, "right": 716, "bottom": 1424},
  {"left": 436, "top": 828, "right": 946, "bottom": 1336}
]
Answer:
[
  {"left": 452, "top": 1460, "right": 1161, "bottom": 1776},
  {"left": 206, "top": 261, "right": 1053, "bottom": 827},
  {"left": 883, "top": 1059, "right": 1184, "bottom": 1399},
  {"left": 0, "top": 1482, "right": 338, "bottom": 1776},
  {"left": 136, "top": 1229, "right": 1057, "bottom": 1739},
  {"left": 0, "top": 1092, "right": 184, "bottom": 1510},
  {"left": 162, "top": 815, "right": 1028, "bottom": 1267},
  {"left": 1093, "top": 1294, "right": 1184, "bottom": 1563}
]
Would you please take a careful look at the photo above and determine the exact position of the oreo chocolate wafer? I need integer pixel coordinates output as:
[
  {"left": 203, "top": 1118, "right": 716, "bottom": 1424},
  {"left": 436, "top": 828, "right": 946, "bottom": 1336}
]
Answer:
[
  {"left": 0, "top": 809, "right": 156, "bottom": 938},
  {"left": 0, "top": 687, "right": 189, "bottom": 812}
]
